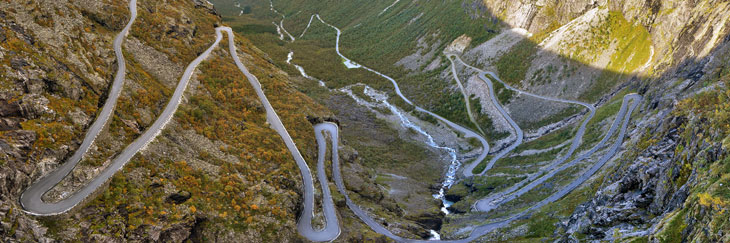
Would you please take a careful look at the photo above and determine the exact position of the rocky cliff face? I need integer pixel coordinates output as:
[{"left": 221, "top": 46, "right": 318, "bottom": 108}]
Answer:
[
  {"left": 479, "top": 0, "right": 730, "bottom": 241},
  {"left": 224, "top": 0, "right": 729, "bottom": 241},
  {"left": 481, "top": 0, "right": 730, "bottom": 78},
  {"left": 3, "top": 0, "right": 730, "bottom": 242},
  {"left": 0, "top": 0, "right": 332, "bottom": 242}
]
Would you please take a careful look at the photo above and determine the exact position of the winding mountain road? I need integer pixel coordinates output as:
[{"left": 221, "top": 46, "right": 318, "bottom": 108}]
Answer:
[
  {"left": 21, "top": 4, "right": 341, "bottom": 238},
  {"left": 474, "top": 93, "right": 639, "bottom": 213},
  {"left": 315, "top": 92, "right": 638, "bottom": 242},
  {"left": 307, "top": 16, "right": 642, "bottom": 241},
  {"left": 445, "top": 55, "right": 609, "bottom": 212},
  {"left": 21, "top": 2, "right": 644, "bottom": 242},
  {"left": 224, "top": 26, "right": 341, "bottom": 242},
  {"left": 314, "top": 14, "right": 491, "bottom": 183},
  {"left": 21, "top": 0, "right": 141, "bottom": 215},
  {"left": 449, "top": 55, "right": 524, "bottom": 177},
  {"left": 447, "top": 57, "right": 486, "bottom": 135},
  {"left": 448, "top": 54, "right": 597, "bottom": 180},
  {"left": 20, "top": 0, "right": 231, "bottom": 215}
]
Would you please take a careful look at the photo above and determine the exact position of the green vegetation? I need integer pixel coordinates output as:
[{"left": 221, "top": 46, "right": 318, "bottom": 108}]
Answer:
[
  {"left": 579, "top": 11, "right": 652, "bottom": 101},
  {"left": 470, "top": 155, "right": 493, "bottom": 175},
  {"left": 625, "top": 237, "right": 649, "bottom": 243},
  {"left": 432, "top": 86, "right": 481, "bottom": 132},
  {"left": 212, "top": 0, "right": 252, "bottom": 17},
  {"left": 346, "top": 121, "right": 432, "bottom": 171},
  {"left": 500, "top": 147, "right": 564, "bottom": 167},
  {"left": 524, "top": 214, "right": 559, "bottom": 238},
  {"left": 494, "top": 163, "right": 586, "bottom": 216},
  {"left": 655, "top": 209, "right": 688, "bottom": 243},
  {"left": 515, "top": 127, "right": 575, "bottom": 153},
  {"left": 491, "top": 78, "right": 516, "bottom": 104},
  {"left": 466, "top": 175, "right": 527, "bottom": 198},
  {"left": 577, "top": 89, "right": 633, "bottom": 152},
  {"left": 470, "top": 143, "right": 565, "bottom": 175},
  {"left": 216, "top": 0, "right": 504, "bottom": 136},
  {"left": 521, "top": 106, "right": 582, "bottom": 131},
  {"left": 602, "top": 12, "right": 653, "bottom": 74},
  {"left": 252, "top": 0, "right": 500, "bottom": 74},
  {"left": 505, "top": 171, "right": 606, "bottom": 241},
  {"left": 495, "top": 40, "right": 538, "bottom": 86},
  {"left": 232, "top": 24, "right": 278, "bottom": 35},
  {"left": 486, "top": 163, "right": 542, "bottom": 175},
  {"left": 470, "top": 95, "right": 510, "bottom": 140}
]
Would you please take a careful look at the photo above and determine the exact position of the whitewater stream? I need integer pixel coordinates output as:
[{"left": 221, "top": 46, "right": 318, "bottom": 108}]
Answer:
[{"left": 20, "top": 2, "right": 644, "bottom": 242}]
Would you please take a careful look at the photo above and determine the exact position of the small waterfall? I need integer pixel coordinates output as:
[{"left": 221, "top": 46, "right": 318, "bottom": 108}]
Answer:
[
  {"left": 342, "top": 85, "right": 461, "bottom": 214},
  {"left": 428, "top": 230, "right": 441, "bottom": 240}
]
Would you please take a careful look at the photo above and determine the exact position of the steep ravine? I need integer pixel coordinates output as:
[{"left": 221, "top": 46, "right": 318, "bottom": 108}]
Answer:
[
  {"left": 2, "top": 0, "right": 730, "bottom": 242},
  {"left": 223, "top": 0, "right": 730, "bottom": 241},
  {"left": 1, "top": 0, "right": 331, "bottom": 242}
]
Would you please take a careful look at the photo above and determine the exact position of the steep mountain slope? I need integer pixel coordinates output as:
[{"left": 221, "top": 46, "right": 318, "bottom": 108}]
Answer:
[
  {"left": 477, "top": 1, "right": 730, "bottom": 241},
  {"left": 0, "top": 0, "right": 332, "bottom": 241},
  {"left": 217, "top": 0, "right": 730, "bottom": 242},
  {"left": 2, "top": 0, "right": 729, "bottom": 242}
]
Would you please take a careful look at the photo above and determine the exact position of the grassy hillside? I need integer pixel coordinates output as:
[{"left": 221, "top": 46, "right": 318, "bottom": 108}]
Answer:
[
  {"left": 0, "top": 0, "right": 331, "bottom": 241},
  {"left": 213, "top": 0, "right": 504, "bottom": 134}
]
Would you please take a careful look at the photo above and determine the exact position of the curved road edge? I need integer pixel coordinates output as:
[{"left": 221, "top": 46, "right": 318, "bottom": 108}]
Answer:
[
  {"left": 474, "top": 93, "right": 639, "bottom": 212},
  {"left": 21, "top": 7, "right": 227, "bottom": 215},
  {"left": 446, "top": 50, "right": 486, "bottom": 135},
  {"left": 445, "top": 55, "right": 610, "bottom": 213},
  {"left": 20, "top": 0, "right": 140, "bottom": 216},
  {"left": 317, "top": 91, "right": 637, "bottom": 242},
  {"left": 222, "top": 28, "right": 341, "bottom": 241},
  {"left": 313, "top": 15, "right": 491, "bottom": 180}
]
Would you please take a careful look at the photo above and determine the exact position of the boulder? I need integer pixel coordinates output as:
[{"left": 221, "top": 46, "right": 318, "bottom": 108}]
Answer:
[
  {"left": 0, "top": 99, "right": 21, "bottom": 117},
  {"left": 407, "top": 210, "right": 445, "bottom": 231},
  {"left": 5, "top": 130, "right": 37, "bottom": 150},
  {"left": 449, "top": 200, "right": 471, "bottom": 214},
  {"left": 0, "top": 118, "right": 21, "bottom": 131},
  {"left": 166, "top": 191, "right": 192, "bottom": 204},
  {"left": 444, "top": 183, "right": 469, "bottom": 202}
]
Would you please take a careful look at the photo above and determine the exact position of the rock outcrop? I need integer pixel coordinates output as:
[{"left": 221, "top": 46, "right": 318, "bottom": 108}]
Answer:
[{"left": 0, "top": 0, "right": 328, "bottom": 242}]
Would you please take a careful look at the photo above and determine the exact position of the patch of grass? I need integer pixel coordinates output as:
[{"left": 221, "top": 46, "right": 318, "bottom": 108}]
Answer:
[
  {"left": 577, "top": 89, "right": 633, "bottom": 152},
  {"left": 345, "top": 118, "right": 431, "bottom": 170},
  {"left": 515, "top": 127, "right": 575, "bottom": 153},
  {"left": 579, "top": 11, "right": 652, "bottom": 102},
  {"left": 471, "top": 155, "right": 493, "bottom": 175},
  {"left": 625, "top": 236, "right": 649, "bottom": 243},
  {"left": 232, "top": 24, "right": 277, "bottom": 35},
  {"left": 655, "top": 209, "right": 688, "bottom": 243},
  {"left": 499, "top": 147, "right": 564, "bottom": 167},
  {"left": 468, "top": 175, "right": 527, "bottom": 197},
  {"left": 521, "top": 106, "right": 582, "bottom": 131},
  {"left": 374, "top": 174, "right": 392, "bottom": 189},
  {"left": 524, "top": 214, "right": 559, "bottom": 239},
  {"left": 491, "top": 77, "right": 516, "bottom": 104},
  {"left": 494, "top": 39, "right": 538, "bottom": 86},
  {"left": 507, "top": 173, "right": 605, "bottom": 241},
  {"left": 485, "top": 164, "right": 541, "bottom": 175},
  {"left": 470, "top": 144, "right": 565, "bottom": 175},
  {"left": 223, "top": 0, "right": 503, "bottom": 135}
]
